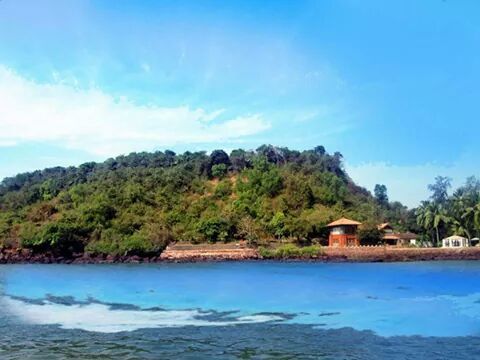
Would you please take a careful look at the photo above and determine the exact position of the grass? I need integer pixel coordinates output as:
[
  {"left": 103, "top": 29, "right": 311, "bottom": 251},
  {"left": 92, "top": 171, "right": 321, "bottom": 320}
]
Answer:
[{"left": 258, "top": 244, "right": 324, "bottom": 259}]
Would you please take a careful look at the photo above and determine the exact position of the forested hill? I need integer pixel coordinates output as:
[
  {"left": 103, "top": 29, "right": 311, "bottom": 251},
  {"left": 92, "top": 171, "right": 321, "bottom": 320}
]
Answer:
[{"left": 0, "top": 145, "right": 415, "bottom": 257}]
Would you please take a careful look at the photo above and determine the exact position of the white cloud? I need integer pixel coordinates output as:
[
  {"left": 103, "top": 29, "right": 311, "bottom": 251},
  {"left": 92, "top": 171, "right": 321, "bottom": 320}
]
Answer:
[
  {"left": 346, "top": 156, "right": 479, "bottom": 208},
  {"left": 0, "top": 66, "right": 270, "bottom": 157}
]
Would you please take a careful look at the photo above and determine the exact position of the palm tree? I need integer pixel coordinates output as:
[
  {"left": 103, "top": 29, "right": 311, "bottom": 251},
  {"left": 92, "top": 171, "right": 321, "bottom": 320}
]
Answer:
[
  {"left": 465, "top": 203, "right": 480, "bottom": 234},
  {"left": 449, "top": 194, "right": 474, "bottom": 240},
  {"left": 449, "top": 182, "right": 480, "bottom": 240},
  {"left": 416, "top": 201, "right": 448, "bottom": 246},
  {"left": 416, "top": 201, "right": 434, "bottom": 244}
]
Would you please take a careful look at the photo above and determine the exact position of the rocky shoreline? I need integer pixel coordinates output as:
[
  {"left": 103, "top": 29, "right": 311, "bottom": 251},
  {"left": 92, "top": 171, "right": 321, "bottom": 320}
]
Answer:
[{"left": 1, "top": 246, "right": 480, "bottom": 264}]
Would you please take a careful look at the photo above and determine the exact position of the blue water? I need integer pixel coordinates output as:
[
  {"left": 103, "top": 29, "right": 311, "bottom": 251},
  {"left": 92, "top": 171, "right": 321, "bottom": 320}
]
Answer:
[{"left": 1, "top": 261, "right": 480, "bottom": 358}]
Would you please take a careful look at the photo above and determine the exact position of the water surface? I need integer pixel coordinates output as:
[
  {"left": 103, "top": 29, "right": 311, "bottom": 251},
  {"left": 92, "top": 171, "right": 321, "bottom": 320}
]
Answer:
[{"left": 1, "top": 261, "right": 479, "bottom": 359}]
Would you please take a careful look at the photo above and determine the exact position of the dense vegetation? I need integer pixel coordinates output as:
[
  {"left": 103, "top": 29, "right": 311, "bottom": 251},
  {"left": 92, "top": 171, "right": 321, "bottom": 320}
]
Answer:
[
  {"left": 416, "top": 176, "right": 480, "bottom": 245},
  {"left": 0, "top": 145, "right": 416, "bottom": 257}
]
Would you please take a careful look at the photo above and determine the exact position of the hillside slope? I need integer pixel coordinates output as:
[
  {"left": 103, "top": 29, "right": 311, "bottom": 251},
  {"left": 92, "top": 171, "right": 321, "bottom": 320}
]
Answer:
[{"left": 0, "top": 145, "right": 415, "bottom": 257}]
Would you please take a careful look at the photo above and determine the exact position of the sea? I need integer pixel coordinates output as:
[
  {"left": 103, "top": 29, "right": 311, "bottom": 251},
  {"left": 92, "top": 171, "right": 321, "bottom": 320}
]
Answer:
[{"left": 1, "top": 261, "right": 479, "bottom": 359}]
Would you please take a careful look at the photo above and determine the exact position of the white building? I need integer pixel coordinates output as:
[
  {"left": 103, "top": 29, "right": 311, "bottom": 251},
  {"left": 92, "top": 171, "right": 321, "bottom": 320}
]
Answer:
[{"left": 442, "top": 235, "right": 469, "bottom": 248}]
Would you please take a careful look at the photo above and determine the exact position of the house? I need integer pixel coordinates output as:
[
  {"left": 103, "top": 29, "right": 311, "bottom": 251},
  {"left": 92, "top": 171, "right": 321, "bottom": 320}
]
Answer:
[
  {"left": 378, "top": 223, "right": 394, "bottom": 234},
  {"left": 378, "top": 223, "right": 399, "bottom": 246},
  {"left": 398, "top": 232, "right": 418, "bottom": 246},
  {"left": 442, "top": 235, "right": 469, "bottom": 248},
  {"left": 378, "top": 223, "right": 417, "bottom": 246},
  {"left": 327, "top": 218, "right": 362, "bottom": 247}
]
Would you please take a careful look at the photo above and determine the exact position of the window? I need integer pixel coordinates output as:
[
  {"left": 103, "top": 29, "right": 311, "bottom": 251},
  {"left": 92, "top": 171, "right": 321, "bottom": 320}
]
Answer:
[{"left": 331, "top": 227, "right": 344, "bottom": 235}]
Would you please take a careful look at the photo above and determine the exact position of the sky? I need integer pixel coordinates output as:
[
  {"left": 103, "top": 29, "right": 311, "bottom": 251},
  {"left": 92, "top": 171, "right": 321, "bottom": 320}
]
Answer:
[{"left": 0, "top": 0, "right": 479, "bottom": 207}]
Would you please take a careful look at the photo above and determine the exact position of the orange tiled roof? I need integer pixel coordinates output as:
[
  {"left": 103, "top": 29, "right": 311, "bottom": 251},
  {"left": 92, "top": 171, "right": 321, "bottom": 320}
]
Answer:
[{"left": 327, "top": 218, "right": 362, "bottom": 227}]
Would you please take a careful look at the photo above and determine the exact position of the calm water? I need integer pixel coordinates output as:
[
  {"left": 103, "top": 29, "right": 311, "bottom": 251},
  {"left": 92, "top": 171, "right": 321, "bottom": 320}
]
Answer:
[{"left": 1, "top": 261, "right": 480, "bottom": 359}]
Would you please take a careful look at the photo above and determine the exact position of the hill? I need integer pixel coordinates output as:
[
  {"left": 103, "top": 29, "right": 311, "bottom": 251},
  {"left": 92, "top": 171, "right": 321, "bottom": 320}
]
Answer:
[{"left": 0, "top": 145, "right": 416, "bottom": 257}]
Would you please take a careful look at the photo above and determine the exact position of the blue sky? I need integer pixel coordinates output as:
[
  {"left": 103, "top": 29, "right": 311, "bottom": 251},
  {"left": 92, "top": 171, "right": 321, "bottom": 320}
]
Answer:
[{"left": 0, "top": 0, "right": 479, "bottom": 207}]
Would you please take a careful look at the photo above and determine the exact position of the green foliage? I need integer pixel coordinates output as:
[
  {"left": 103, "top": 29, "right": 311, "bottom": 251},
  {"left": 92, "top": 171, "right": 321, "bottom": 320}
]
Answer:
[
  {"left": 259, "top": 244, "right": 324, "bottom": 259},
  {"left": 358, "top": 224, "right": 383, "bottom": 246},
  {"left": 20, "top": 220, "right": 85, "bottom": 255},
  {"left": 416, "top": 176, "right": 480, "bottom": 244},
  {"left": 85, "top": 228, "right": 122, "bottom": 255},
  {"left": 86, "top": 223, "right": 172, "bottom": 256},
  {"left": 0, "top": 145, "right": 409, "bottom": 256},
  {"left": 428, "top": 176, "right": 451, "bottom": 205},
  {"left": 268, "top": 212, "right": 287, "bottom": 239},
  {"left": 310, "top": 172, "right": 347, "bottom": 205},
  {"left": 374, "top": 184, "right": 388, "bottom": 207},
  {"left": 196, "top": 216, "right": 233, "bottom": 243},
  {"left": 213, "top": 179, "right": 232, "bottom": 199},
  {"left": 237, "top": 216, "right": 262, "bottom": 245},
  {"left": 211, "top": 164, "right": 228, "bottom": 179}
]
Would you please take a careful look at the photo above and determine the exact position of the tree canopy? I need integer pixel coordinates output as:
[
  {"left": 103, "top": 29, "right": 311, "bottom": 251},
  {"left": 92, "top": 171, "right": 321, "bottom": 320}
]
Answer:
[
  {"left": 0, "top": 145, "right": 416, "bottom": 256},
  {"left": 416, "top": 176, "right": 480, "bottom": 245}
]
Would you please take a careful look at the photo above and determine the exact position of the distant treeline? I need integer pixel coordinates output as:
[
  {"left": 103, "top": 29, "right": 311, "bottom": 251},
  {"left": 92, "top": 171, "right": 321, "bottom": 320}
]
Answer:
[{"left": 0, "top": 145, "right": 417, "bottom": 257}]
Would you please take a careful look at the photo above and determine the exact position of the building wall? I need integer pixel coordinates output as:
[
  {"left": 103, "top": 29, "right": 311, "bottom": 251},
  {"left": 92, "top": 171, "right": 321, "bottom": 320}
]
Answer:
[
  {"left": 442, "top": 238, "right": 470, "bottom": 248},
  {"left": 329, "top": 234, "right": 359, "bottom": 247}
]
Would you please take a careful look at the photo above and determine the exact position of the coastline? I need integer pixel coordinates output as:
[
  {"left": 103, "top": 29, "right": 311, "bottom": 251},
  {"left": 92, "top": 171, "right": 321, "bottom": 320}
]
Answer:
[{"left": 2, "top": 246, "right": 480, "bottom": 264}]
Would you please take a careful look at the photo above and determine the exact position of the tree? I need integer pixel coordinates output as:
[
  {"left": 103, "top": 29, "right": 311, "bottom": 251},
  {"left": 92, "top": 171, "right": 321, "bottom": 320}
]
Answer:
[
  {"left": 314, "top": 145, "right": 326, "bottom": 156},
  {"left": 467, "top": 203, "right": 480, "bottom": 234},
  {"left": 237, "top": 216, "right": 262, "bottom": 245},
  {"left": 256, "top": 145, "right": 285, "bottom": 164},
  {"left": 230, "top": 149, "right": 253, "bottom": 171},
  {"left": 374, "top": 184, "right": 389, "bottom": 206},
  {"left": 211, "top": 164, "right": 228, "bottom": 179},
  {"left": 268, "top": 212, "right": 287, "bottom": 239},
  {"left": 0, "top": 145, "right": 418, "bottom": 257},
  {"left": 416, "top": 201, "right": 448, "bottom": 246},
  {"left": 448, "top": 193, "right": 475, "bottom": 240},
  {"left": 209, "top": 150, "right": 231, "bottom": 167},
  {"left": 358, "top": 224, "right": 382, "bottom": 246},
  {"left": 196, "top": 217, "right": 232, "bottom": 243},
  {"left": 208, "top": 150, "right": 231, "bottom": 178},
  {"left": 428, "top": 176, "right": 451, "bottom": 204},
  {"left": 285, "top": 215, "right": 312, "bottom": 243}
]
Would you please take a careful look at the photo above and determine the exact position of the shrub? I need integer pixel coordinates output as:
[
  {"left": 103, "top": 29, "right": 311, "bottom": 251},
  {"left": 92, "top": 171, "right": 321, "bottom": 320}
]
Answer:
[
  {"left": 300, "top": 245, "right": 324, "bottom": 257},
  {"left": 21, "top": 221, "right": 85, "bottom": 255},
  {"left": 213, "top": 179, "right": 232, "bottom": 199},
  {"left": 258, "top": 246, "right": 275, "bottom": 258},
  {"left": 86, "top": 223, "right": 173, "bottom": 256},
  {"left": 196, "top": 217, "right": 232, "bottom": 243},
  {"left": 118, "top": 232, "right": 151, "bottom": 256},
  {"left": 85, "top": 228, "right": 123, "bottom": 255},
  {"left": 237, "top": 216, "right": 262, "bottom": 245},
  {"left": 211, "top": 164, "right": 228, "bottom": 179},
  {"left": 259, "top": 244, "right": 323, "bottom": 259}
]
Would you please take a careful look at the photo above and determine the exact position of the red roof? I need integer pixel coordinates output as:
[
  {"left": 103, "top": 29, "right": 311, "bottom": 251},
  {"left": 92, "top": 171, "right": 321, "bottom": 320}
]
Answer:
[{"left": 327, "top": 218, "right": 362, "bottom": 227}]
